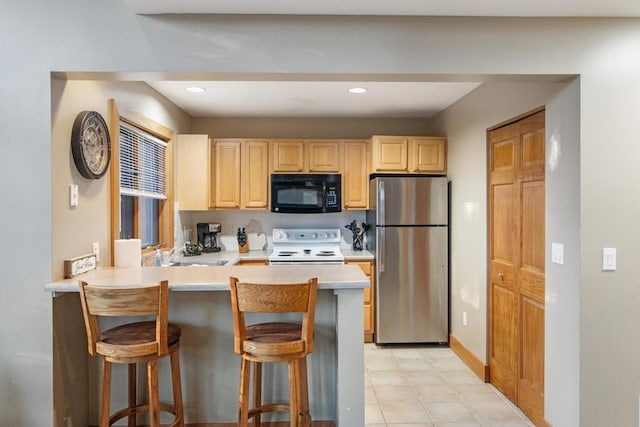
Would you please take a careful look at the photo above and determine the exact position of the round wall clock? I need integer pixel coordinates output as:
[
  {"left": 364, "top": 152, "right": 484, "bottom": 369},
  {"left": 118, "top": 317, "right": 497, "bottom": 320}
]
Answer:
[{"left": 71, "top": 110, "right": 111, "bottom": 179}]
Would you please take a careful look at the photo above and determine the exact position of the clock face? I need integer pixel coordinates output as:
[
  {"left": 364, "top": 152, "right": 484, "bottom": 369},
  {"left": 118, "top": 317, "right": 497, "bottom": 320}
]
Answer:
[{"left": 71, "top": 111, "right": 111, "bottom": 179}]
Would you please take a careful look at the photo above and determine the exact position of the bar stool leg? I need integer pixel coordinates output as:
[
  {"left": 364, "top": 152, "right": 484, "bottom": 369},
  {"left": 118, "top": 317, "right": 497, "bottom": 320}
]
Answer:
[
  {"left": 128, "top": 363, "right": 137, "bottom": 427},
  {"left": 253, "top": 361, "right": 263, "bottom": 427},
  {"left": 239, "top": 358, "right": 251, "bottom": 427},
  {"left": 170, "top": 350, "right": 185, "bottom": 427},
  {"left": 298, "top": 358, "right": 311, "bottom": 427},
  {"left": 288, "top": 360, "right": 300, "bottom": 427},
  {"left": 147, "top": 359, "right": 159, "bottom": 426},
  {"left": 100, "top": 360, "right": 112, "bottom": 427}
]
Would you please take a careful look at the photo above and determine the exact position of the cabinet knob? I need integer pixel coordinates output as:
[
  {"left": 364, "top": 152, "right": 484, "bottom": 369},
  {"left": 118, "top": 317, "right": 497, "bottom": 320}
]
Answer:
[{"left": 498, "top": 272, "right": 504, "bottom": 280}]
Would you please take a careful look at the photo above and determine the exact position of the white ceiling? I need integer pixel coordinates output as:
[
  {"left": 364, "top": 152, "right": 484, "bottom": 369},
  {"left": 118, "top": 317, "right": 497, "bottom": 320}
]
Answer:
[
  {"left": 125, "top": 0, "right": 640, "bottom": 17},
  {"left": 147, "top": 80, "right": 482, "bottom": 118},
  {"left": 134, "top": 1, "right": 636, "bottom": 118}
]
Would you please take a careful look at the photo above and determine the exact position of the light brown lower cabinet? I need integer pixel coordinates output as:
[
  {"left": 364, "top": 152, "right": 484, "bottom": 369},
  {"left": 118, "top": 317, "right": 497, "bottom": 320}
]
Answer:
[
  {"left": 236, "top": 260, "right": 269, "bottom": 266},
  {"left": 346, "top": 259, "right": 375, "bottom": 343}
]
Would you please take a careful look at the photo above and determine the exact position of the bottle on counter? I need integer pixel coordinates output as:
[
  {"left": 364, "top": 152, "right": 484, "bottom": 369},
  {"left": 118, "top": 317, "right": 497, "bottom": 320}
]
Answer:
[{"left": 155, "top": 249, "right": 162, "bottom": 266}]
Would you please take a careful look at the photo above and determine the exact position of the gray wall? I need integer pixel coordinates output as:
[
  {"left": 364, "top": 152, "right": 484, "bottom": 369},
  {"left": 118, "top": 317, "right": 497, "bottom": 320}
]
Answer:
[
  {"left": 50, "top": 78, "right": 192, "bottom": 424},
  {"left": 430, "top": 81, "right": 565, "bottom": 362},
  {"left": 192, "top": 117, "right": 435, "bottom": 139},
  {"left": 431, "top": 79, "right": 581, "bottom": 427},
  {"left": 3, "top": 4, "right": 640, "bottom": 426},
  {"left": 51, "top": 79, "right": 192, "bottom": 278},
  {"left": 545, "top": 77, "right": 581, "bottom": 427}
]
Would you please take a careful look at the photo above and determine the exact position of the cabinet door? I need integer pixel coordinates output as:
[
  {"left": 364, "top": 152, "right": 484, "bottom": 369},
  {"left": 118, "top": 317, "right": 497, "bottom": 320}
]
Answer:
[
  {"left": 237, "top": 260, "right": 269, "bottom": 266},
  {"left": 176, "top": 134, "right": 213, "bottom": 210},
  {"left": 241, "top": 140, "right": 269, "bottom": 209},
  {"left": 346, "top": 260, "right": 375, "bottom": 343},
  {"left": 215, "top": 140, "right": 241, "bottom": 208},
  {"left": 270, "top": 140, "right": 305, "bottom": 172},
  {"left": 308, "top": 140, "right": 340, "bottom": 172},
  {"left": 343, "top": 140, "right": 369, "bottom": 209},
  {"left": 371, "top": 136, "right": 408, "bottom": 172},
  {"left": 409, "top": 137, "right": 446, "bottom": 173}
]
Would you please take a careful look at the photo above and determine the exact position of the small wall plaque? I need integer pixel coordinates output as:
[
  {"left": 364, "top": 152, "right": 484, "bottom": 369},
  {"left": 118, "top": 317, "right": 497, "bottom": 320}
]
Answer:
[{"left": 64, "top": 253, "right": 97, "bottom": 279}]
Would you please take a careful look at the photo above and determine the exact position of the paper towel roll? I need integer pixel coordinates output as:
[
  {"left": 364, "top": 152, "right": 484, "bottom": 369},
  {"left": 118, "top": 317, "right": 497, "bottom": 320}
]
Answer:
[{"left": 114, "top": 239, "right": 142, "bottom": 268}]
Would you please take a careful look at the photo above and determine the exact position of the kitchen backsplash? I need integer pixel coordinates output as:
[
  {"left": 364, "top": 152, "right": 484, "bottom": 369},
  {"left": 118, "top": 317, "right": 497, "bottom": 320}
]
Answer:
[{"left": 177, "top": 209, "right": 366, "bottom": 251}]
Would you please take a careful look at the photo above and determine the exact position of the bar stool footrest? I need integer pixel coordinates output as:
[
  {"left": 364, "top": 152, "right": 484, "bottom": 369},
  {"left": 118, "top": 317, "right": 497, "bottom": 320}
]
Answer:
[{"left": 109, "top": 402, "right": 183, "bottom": 427}]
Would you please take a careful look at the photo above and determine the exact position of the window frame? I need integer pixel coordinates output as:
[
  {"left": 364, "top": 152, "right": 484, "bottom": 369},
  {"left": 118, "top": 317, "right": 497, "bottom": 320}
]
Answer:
[{"left": 108, "top": 99, "right": 174, "bottom": 265}]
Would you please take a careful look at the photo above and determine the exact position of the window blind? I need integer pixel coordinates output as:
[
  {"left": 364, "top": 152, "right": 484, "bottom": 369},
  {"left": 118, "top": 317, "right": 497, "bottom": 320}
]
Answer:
[{"left": 119, "top": 121, "right": 168, "bottom": 199}]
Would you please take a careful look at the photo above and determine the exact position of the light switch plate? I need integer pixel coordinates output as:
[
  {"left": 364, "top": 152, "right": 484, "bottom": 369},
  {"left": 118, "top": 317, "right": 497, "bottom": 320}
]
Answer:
[
  {"left": 603, "top": 248, "right": 616, "bottom": 271},
  {"left": 92, "top": 242, "right": 100, "bottom": 263},
  {"left": 551, "top": 243, "right": 564, "bottom": 264},
  {"left": 69, "top": 184, "right": 79, "bottom": 207}
]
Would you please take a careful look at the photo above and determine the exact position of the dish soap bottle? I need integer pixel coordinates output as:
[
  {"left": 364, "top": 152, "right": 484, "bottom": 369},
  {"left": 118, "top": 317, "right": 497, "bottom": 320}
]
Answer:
[{"left": 155, "top": 249, "right": 162, "bottom": 266}]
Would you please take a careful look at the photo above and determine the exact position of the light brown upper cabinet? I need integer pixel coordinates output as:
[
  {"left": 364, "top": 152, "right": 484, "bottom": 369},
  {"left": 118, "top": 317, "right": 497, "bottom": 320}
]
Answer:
[
  {"left": 408, "top": 137, "right": 446, "bottom": 173},
  {"left": 270, "top": 140, "right": 305, "bottom": 172},
  {"left": 371, "top": 135, "right": 446, "bottom": 174},
  {"left": 240, "top": 140, "right": 269, "bottom": 209},
  {"left": 270, "top": 139, "right": 341, "bottom": 173},
  {"left": 371, "top": 135, "right": 408, "bottom": 171},
  {"left": 342, "top": 140, "right": 369, "bottom": 210},
  {"left": 214, "top": 140, "right": 241, "bottom": 208},
  {"left": 307, "top": 140, "right": 340, "bottom": 172},
  {"left": 176, "top": 134, "right": 215, "bottom": 210}
]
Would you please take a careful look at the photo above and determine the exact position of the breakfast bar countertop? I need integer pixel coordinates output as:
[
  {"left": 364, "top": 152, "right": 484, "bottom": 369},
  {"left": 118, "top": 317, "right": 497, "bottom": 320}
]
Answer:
[
  {"left": 48, "top": 264, "right": 368, "bottom": 426},
  {"left": 45, "top": 264, "right": 370, "bottom": 293}
]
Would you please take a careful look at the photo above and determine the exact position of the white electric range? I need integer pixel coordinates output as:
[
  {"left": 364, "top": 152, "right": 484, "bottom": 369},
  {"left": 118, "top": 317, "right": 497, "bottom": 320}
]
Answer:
[{"left": 269, "top": 228, "right": 345, "bottom": 265}]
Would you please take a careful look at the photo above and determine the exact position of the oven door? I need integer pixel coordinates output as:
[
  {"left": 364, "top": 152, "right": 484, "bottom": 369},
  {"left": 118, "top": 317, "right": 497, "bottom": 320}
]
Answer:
[{"left": 271, "top": 174, "right": 341, "bottom": 213}]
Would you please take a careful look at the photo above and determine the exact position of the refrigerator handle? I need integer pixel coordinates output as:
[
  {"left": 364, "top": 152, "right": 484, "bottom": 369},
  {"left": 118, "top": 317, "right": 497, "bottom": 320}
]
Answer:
[
  {"left": 379, "top": 180, "right": 385, "bottom": 226},
  {"left": 379, "top": 227, "right": 385, "bottom": 272}
]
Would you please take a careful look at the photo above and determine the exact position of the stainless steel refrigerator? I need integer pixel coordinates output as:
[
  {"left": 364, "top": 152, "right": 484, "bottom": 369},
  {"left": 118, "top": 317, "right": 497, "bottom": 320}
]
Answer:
[{"left": 366, "top": 176, "right": 449, "bottom": 344}]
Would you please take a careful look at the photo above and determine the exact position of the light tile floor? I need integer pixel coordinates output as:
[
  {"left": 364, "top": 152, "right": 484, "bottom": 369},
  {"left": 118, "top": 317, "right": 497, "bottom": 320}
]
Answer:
[{"left": 364, "top": 344, "right": 534, "bottom": 427}]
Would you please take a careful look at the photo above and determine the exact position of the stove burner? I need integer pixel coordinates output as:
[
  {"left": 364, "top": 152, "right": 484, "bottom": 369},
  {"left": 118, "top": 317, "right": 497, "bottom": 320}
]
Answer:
[
  {"left": 277, "top": 251, "right": 298, "bottom": 256},
  {"left": 316, "top": 251, "right": 335, "bottom": 256}
]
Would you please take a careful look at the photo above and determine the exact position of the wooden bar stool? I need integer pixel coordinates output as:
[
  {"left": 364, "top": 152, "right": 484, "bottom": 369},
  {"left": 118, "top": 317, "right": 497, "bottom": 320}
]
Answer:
[
  {"left": 229, "top": 277, "right": 318, "bottom": 427},
  {"left": 78, "top": 280, "right": 184, "bottom": 427}
]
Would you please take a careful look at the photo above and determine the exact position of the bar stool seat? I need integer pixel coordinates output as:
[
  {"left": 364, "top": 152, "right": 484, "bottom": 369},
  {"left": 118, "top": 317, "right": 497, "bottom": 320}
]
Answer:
[
  {"left": 229, "top": 277, "right": 318, "bottom": 427},
  {"left": 79, "top": 280, "right": 184, "bottom": 427}
]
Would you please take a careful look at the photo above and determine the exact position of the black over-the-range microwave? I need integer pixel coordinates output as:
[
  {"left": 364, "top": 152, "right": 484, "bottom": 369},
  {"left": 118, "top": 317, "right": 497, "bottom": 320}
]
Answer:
[{"left": 271, "top": 173, "right": 341, "bottom": 214}]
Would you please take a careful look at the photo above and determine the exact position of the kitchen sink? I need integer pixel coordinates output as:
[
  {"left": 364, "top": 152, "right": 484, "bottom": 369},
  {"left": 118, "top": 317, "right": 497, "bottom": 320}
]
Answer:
[{"left": 166, "top": 260, "right": 228, "bottom": 267}]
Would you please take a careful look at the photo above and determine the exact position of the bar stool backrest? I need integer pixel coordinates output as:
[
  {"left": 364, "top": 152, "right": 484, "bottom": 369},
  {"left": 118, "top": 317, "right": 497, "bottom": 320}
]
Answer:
[
  {"left": 78, "top": 281, "right": 169, "bottom": 357},
  {"left": 229, "top": 277, "right": 318, "bottom": 355}
]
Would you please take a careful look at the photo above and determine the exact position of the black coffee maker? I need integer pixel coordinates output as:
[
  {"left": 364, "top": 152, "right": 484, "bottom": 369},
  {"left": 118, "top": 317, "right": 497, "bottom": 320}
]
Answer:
[{"left": 197, "top": 223, "right": 222, "bottom": 253}]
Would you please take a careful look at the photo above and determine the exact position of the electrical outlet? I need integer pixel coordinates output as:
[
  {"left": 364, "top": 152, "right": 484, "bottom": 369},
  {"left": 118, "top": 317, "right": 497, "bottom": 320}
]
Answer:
[
  {"left": 463, "top": 311, "right": 468, "bottom": 326},
  {"left": 92, "top": 242, "right": 100, "bottom": 263}
]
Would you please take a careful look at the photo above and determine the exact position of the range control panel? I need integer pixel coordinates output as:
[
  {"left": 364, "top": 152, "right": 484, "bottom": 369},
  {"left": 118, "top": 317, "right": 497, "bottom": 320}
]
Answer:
[{"left": 272, "top": 228, "right": 341, "bottom": 244}]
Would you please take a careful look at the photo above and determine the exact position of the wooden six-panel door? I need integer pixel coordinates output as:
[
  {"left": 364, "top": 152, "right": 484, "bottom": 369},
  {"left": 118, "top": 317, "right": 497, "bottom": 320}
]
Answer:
[{"left": 488, "top": 109, "right": 545, "bottom": 426}]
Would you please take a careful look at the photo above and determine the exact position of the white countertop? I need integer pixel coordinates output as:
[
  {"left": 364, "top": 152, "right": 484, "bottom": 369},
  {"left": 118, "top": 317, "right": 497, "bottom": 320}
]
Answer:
[
  {"left": 342, "top": 248, "right": 375, "bottom": 260},
  {"left": 172, "top": 248, "right": 374, "bottom": 264},
  {"left": 45, "top": 264, "right": 369, "bottom": 293}
]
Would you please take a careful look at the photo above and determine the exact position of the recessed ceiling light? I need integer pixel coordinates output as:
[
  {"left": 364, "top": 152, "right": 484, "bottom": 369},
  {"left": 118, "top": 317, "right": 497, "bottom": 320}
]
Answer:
[
  {"left": 348, "top": 87, "right": 367, "bottom": 94},
  {"left": 186, "top": 86, "right": 206, "bottom": 93}
]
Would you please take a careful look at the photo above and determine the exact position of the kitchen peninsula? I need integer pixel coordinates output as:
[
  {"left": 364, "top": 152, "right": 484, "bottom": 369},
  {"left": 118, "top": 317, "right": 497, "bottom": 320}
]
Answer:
[{"left": 47, "top": 264, "right": 368, "bottom": 426}]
